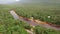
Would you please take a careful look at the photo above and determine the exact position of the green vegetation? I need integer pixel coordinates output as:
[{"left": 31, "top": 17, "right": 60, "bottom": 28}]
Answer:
[
  {"left": 0, "top": 4, "right": 60, "bottom": 34},
  {"left": 15, "top": 5, "right": 60, "bottom": 25},
  {"left": 34, "top": 26, "right": 60, "bottom": 34},
  {"left": 0, "top": 5, "right": 28, "bottom": 34}
]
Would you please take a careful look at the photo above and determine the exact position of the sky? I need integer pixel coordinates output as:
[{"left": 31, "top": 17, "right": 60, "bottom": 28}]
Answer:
[
  {"left": 0, "top": 0, "right": 60, "bottom": 4},
  {"left": 0, "top": 0, "right": 20, "bottom": 4}
]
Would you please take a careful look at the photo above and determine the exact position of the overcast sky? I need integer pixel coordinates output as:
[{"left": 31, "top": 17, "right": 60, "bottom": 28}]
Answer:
[
  {"left": 0, "top": 0, "right": 17, "bottom": 4},
  {"left": 0, "top": 0, "right": 60, "bottom": 4}
]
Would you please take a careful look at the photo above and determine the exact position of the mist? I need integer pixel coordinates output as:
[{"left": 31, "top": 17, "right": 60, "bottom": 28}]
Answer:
[{"left": 0, "top": 0, "right": 60, "bottom": 4}]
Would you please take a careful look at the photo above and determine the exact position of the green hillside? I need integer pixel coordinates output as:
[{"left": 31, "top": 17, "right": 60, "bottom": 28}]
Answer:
[
  {"left": 14, "top": 5, "right": 60, "bottom": 25},
  {"left": 0, "top": 0, "right": 60, "bottom": 33},
  {"left": 0, "top": 5, "right": 28, "bottom": 34}
]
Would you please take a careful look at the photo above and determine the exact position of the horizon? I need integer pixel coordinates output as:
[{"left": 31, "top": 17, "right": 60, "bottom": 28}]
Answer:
[{"left": 0, "top": 0, "right": 60, "bottom": 4}]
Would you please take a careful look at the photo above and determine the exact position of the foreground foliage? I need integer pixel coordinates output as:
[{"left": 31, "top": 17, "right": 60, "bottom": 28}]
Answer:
[
  {"left": 34, "top": 26, "right": 60, "bottom": 34},
  {"left": 0, "top": 6, "right": 28, "bottom": 34},
  {"left": 0, "top": 5, "right": 60, "bottom": 34}
]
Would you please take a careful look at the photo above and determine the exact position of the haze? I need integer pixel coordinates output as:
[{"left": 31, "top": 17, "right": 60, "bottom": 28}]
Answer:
[
  {"left": 0, "top": 0, "right": 20, "bottom": 4},
  {"left": 0, "top": 0, "right": 60, "bottom": 4}
]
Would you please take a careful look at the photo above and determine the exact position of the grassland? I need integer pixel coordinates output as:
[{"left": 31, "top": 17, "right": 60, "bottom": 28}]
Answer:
[
  {"left": 0, "top": 4, "right": 60, "bottom": 34},
  {"left": 0, "top": 5, "right": 28, "bottom": 34},
  {"left": 15, "top": 5, "right": 60, "bottom": 25}
]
